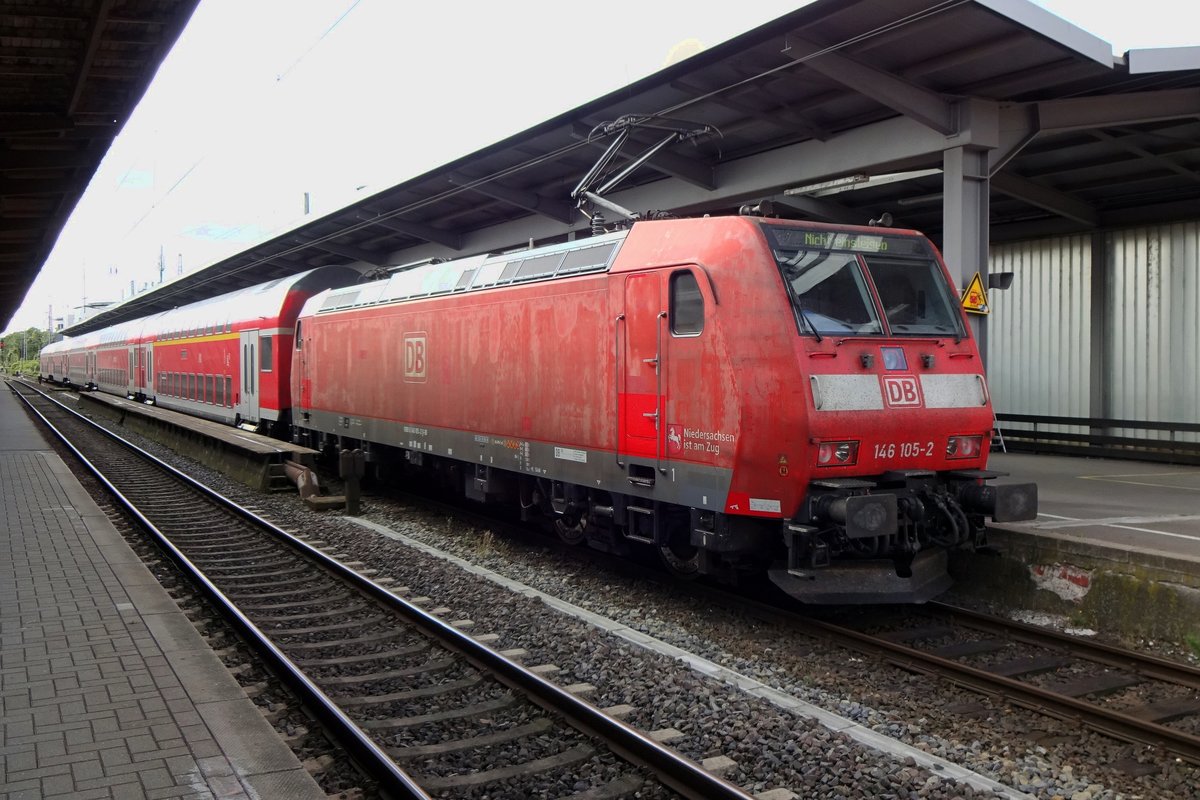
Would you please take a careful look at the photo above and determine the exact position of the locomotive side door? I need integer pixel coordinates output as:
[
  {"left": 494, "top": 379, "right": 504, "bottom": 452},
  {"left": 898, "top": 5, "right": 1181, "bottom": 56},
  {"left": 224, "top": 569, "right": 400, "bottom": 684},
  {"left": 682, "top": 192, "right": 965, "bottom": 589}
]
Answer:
[
  {"left": 238, "top": 329, "right": 260, "bottom": 423},
  {"left": 620, "top": 272, "right": 667, "bottom": 472},
  {"left": 296, "top": 320, "right": 311, "bottom": 411}
]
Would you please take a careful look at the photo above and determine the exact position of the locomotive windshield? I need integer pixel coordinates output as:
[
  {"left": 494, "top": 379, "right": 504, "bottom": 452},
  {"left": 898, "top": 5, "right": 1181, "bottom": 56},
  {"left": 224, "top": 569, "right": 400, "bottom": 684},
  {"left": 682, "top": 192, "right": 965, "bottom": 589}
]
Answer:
[{"left": 764, "top": 226, "right": 966, "bottom": 338}]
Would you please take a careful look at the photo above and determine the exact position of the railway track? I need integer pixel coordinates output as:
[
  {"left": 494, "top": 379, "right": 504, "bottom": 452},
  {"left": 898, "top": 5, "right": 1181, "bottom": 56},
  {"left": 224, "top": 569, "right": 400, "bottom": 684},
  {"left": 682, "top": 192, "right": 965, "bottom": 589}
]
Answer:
[
  {"left": 824, "top": 601, "right": 1200, "bottom": 765},
  {"left": 366, "top": 473, "right": 1200, "bottom": 771},
  {"left": 9, "top": 380, "right": 755, "bottom": 800}
]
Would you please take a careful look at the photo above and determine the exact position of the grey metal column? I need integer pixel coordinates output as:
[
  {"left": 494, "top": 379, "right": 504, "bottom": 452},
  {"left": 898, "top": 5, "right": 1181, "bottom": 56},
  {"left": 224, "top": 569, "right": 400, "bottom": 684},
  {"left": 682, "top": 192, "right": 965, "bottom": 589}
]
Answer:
[
  {"left": 1089, "top": 231, "right": 1109, "bottom": 438},
  {"left": 942, "top": 146, "right": 991, "bottom": 365}
]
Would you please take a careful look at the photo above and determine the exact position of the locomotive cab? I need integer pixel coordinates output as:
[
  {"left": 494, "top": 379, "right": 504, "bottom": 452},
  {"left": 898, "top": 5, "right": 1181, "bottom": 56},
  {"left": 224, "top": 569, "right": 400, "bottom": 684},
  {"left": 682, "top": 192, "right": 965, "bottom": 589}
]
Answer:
[{"left": 749, "top": 224, "right": 1037, "bottom": 602}]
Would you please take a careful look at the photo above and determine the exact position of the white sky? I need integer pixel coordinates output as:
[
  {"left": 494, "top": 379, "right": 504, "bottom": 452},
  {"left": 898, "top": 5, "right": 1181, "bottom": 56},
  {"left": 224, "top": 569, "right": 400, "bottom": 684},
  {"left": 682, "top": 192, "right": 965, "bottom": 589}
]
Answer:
[{"left": 4, "top": 0, "right": 1193, "bottom": 334}]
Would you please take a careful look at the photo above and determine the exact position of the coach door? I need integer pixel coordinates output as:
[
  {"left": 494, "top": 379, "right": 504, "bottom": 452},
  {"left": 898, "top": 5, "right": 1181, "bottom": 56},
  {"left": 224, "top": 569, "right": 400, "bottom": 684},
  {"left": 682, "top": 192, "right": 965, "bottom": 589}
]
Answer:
[
  {"left": 238, "top": 330, "right": 260, "bottom": 423},
  {"left": 126, "top": 346, "right": 136, "bottom": 395},
  {"left": 620, "top": 272, "right": 667, "bottom": 476},
  {"left": 141, "top": 344, "right": 152, "bottom": 396}
]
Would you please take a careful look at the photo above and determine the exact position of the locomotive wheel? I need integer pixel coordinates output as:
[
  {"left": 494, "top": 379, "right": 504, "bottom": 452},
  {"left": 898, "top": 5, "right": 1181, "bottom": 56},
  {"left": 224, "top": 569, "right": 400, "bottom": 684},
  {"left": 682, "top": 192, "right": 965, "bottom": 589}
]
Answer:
[
  {"left": 658, "top": 539, "right": 701, "bottom": 578},
  {"left": 554, "top": 513, "right": 587, "bottom": 546},
  {"left": 657, "top": 511, "right": 700, "bottom": 577}
]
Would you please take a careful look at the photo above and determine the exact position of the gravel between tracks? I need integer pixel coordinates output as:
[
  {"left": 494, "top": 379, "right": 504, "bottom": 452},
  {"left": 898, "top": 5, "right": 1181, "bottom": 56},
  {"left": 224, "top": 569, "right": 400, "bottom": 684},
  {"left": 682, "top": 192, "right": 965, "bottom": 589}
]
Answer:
[{"left": 86, "top": 417, "right": 1200, "bottom": 800}]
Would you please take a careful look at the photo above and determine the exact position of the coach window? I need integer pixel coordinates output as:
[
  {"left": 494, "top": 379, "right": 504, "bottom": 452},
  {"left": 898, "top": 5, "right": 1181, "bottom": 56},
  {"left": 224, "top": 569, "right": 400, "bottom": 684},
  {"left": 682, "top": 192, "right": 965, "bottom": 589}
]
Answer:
[
  {"left": 216, "top": 376, "right": 224, "bottom": 406},
  {"left": 260, "top": 335, "right": 273, "bottom": 372},
  {"left": 225, "top": 376, "right": 232, "bottom": 407},
  {"left": 206, "top": 375, "right": 214, "bottom": 403},
  {"left": 670, "top": 270, "right": 704, "bottom": 336}
]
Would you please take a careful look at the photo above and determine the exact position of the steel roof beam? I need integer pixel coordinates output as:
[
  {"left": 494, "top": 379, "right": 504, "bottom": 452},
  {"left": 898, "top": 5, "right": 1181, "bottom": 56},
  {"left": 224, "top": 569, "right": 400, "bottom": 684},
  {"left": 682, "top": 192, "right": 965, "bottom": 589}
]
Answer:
[
  {"left": 69, "top": 0, "right": 115, "bottom": 118},
  {"left": 355, "top": 212, "right": 463, "bottom": 250},
  {"left": 298, "top": 238, "right": 384, "bottom": 267},
  {"left": 964, "top": 58, "right": 1102, "bottom": 100},
  {"left": 447, "top": 174, "right": 576, "bottom": 224},
  {"left": 0, "top": 114, "right": 75, "bottom": 135},
  {"left": 784, "top": 35, "right": 956, "bottom": 134},
  {"left": 990, "top": 171, "right": 1099, "bottom": 226},
  {"left": 0, "top": 176, "right": 77, "bottom": 196},
  {"left": 1089, "top": 129, "right": 1200, "bottom": 184},
  {"left": 987, "top": 90, "right": 1200, "bottom": 174},
  {"left": 757, "top": 194, "right": 866, "bottom": 225},
  {"left": 670, "top": 80, "right": 808, "bottom": 138},
  {"left": 0, "top": 4, "right": 89, "bottom": 22},
  {"left": 1036, "top": 88, "right": 1200, "bottom": 134},
  {"left": 0, "top": 149, "right": 93, "bottom": 170},
  {"left": 901, "top": 34, "right": 1030, "bottom": 81},
  {"left": 0, "top": 219, "right": 42, "bottom": 234},
  {"left": 389, "top": 115, "right": 953, "bottom": 265}
]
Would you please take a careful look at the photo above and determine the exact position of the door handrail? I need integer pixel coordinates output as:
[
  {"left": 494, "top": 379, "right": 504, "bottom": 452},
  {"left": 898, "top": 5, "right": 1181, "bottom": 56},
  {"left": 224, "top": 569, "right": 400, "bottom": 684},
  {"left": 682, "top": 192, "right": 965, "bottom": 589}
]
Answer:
[
  {"left": 654, "top": 311, "right": 667, "bottom": 474},
  {"left": 614, "top": 313, "right": 625, "bottom": 468}
]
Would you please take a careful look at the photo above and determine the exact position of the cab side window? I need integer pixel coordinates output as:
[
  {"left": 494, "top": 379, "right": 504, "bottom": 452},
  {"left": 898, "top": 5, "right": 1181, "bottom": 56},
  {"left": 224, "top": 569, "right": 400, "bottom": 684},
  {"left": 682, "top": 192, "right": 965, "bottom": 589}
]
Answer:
[{"left": 670, "top": 270, "right": 704, "bottom": 336}]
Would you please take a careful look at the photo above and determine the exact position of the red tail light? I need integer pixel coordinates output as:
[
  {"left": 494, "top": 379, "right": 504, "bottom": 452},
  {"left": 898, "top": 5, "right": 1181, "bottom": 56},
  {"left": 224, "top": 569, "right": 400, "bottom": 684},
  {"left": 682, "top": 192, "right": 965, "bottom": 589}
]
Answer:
[{"left": 946, "top": 435, "right": 983, "bottom": 459}]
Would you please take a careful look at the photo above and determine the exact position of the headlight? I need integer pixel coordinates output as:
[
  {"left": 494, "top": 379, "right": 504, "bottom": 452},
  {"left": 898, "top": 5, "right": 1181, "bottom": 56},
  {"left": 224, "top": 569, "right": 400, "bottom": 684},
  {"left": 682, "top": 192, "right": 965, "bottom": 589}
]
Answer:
[
  {"left": 816, "top": 440, "right": 859, "bottom": 466},
  {"left": 946, "top": 434, "right": 983, "bottom": 459}
]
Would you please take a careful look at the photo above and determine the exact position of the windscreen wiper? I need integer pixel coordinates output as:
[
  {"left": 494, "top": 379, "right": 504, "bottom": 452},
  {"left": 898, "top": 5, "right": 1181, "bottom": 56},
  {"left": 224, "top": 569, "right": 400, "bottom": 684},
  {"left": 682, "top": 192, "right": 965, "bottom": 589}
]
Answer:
[{"left": 794, "top": 301, "right": 823, "bottom": 342}]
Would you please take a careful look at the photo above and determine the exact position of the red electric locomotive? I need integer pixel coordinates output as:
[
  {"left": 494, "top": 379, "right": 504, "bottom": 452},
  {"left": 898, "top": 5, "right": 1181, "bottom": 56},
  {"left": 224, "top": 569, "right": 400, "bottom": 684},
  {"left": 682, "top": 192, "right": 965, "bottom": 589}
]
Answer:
[{"left": 291, "top": 215, "right": 1036, "bottom": 603}]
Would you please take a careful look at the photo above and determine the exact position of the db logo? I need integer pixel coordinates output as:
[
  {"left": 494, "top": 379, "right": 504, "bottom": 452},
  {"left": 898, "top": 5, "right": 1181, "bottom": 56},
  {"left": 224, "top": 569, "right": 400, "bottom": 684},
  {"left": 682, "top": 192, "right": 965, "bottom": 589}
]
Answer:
[
  {"left": 882, "top": 375, "right": 922, "bottom": 407},
  {"left": 404, "top": 334, "right": 426, "bottom": 382}
]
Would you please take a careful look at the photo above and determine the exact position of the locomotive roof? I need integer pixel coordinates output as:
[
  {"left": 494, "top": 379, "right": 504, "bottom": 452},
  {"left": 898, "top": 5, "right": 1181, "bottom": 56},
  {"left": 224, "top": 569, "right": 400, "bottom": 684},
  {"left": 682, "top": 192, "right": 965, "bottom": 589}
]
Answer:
[{"left": 309, "top": 231, "right": 630, "bottom": 315}]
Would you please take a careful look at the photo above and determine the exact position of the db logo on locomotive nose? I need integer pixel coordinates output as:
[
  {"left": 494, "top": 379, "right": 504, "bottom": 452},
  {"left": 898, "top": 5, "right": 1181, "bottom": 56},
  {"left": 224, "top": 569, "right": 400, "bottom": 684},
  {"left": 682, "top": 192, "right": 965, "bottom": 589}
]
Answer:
[
  {"left": 882, "top": 375, "right": 922, "bottom": 407},
  {"left": 404, "top": 334, "right": 427, "bottom": 383}
]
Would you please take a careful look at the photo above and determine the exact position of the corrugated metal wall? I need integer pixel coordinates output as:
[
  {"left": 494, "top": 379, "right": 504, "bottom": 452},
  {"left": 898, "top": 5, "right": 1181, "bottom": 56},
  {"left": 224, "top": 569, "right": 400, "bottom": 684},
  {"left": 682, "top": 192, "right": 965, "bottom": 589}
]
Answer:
[
  {"left": 987, "top": 235, "right": 1092, "bottom": 433},
  {"left": 1106, "top": 224, "right": 1200, "bottom": 440},
  {"left": 986, "top": 221, "right": 1200, "bottom": 444}
]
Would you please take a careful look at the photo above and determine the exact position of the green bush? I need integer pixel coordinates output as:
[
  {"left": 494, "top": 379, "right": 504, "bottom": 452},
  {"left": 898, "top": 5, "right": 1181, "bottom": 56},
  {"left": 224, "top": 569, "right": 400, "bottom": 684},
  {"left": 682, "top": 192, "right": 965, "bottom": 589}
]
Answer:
[{"left": 1, "top": 358, "right": 39, "bottom": 376}]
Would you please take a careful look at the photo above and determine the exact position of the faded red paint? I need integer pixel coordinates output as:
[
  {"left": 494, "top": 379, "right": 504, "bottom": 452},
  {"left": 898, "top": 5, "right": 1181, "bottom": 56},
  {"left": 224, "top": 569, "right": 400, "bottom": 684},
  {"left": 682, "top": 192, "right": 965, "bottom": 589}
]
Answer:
[{"left": 294, "top": 216, "right": 995, "bottom": 521}]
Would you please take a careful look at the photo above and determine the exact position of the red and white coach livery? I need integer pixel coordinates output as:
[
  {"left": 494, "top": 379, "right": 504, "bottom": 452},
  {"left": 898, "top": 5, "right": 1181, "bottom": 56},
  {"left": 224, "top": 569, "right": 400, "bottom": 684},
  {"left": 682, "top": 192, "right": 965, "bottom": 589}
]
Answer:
[
  {"left": 291, "top": 216, "right": 1037, "bottom": 603},
  {"left": 42, "top": 266, "right": 357, "bottom": 431}
]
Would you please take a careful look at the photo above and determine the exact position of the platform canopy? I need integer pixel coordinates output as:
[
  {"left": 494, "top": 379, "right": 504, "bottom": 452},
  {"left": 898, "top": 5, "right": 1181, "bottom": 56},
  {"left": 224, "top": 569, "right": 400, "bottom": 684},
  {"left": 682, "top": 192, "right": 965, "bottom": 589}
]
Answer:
[
  {"left": 0, "top": 0, "right": 201, "bottom": 330},
  {"left": 37, "top": 0, "right": 1200, "bottom": 336}
]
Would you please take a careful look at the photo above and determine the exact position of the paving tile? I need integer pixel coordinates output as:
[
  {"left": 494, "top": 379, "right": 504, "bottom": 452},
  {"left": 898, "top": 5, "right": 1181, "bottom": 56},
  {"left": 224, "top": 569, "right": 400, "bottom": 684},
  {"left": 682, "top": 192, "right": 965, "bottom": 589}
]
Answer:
[
  {"left": 0, "top": 415, "right": 322, "bottom": 800},
  {"left": 71, "top": 757, "right": 105, "bottom": 781},
  {"left": 70, "top": 788, "right": 116, "bottom": 800},
  {"left": 41, "top": 772, "right": 75, "bottom": 794}
]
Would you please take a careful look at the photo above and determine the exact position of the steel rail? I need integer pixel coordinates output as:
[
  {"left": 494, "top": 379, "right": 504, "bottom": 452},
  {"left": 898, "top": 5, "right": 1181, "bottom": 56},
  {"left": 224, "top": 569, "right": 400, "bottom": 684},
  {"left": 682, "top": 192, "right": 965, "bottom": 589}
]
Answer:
[
  {"left": 12, "top": 381, "right": 756, "bottom": 800},
  {"left": 929, "top": 601, "right": 1200, "bottom": 690},
  {"left": 800, "top": 615, "right": 1200, "bottom": 765}
]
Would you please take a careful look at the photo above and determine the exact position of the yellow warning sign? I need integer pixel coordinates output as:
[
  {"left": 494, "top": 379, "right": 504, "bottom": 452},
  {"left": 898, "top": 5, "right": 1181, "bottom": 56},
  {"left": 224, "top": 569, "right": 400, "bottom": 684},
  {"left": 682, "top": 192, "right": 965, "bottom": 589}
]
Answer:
[{"left": 960, "top": 272, "right": 990, "bottom": 315}]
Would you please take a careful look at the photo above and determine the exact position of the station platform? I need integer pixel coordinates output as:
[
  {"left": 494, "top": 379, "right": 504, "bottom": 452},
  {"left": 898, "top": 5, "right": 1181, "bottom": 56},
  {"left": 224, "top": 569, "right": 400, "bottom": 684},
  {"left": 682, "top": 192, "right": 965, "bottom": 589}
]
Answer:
[
  {"left": 988, "top": 452, "right": 1200, "bottom": 579},
  {"left": 0, "top": 383, "right": 326, "bottom": 800},
  {"left": 63, "top": 387, "right": 318, "bottom": 492}
]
